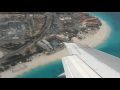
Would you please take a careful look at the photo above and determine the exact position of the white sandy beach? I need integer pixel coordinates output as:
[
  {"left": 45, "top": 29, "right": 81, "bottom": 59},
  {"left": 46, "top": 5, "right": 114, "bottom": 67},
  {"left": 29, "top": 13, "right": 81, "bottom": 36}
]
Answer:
[
  {"left": 0, "top": 19, "right": 110, "bottom": 78},
  {"left": 0, "top": 48, "right": 70, "bottom": 78},
  {"left": 72, "top": 19, "right": 110, "bottom": 47}
]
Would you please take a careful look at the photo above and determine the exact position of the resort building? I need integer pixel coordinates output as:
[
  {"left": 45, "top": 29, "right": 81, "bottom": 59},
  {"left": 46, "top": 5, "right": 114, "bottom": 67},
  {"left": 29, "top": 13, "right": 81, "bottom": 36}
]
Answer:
[
  {"left": 0, "top": 51, "right": 4, "bottom": 59},
  {"left": 56, "top": 34, "right": 69, "bottom": 42},
  {"left": 41, "top": 39, "right": 53, "bottom": 50},
  {"left": 37, "top": 41, "right": 51, "bottom": 52}
]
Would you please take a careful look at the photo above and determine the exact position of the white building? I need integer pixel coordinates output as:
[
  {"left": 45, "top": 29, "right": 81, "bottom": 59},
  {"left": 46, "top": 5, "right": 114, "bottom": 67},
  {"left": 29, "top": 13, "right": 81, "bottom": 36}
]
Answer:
[
  {"left": 37, "top": 41, "right": 51, "bottom": 52},
  {"left": 41, "top": 39, "right": 53, "bottom": 50},
  {"left": 56, "top": 34, "right": 69, "bottom": 42},
  {"left": 12, "top": 36, "right": 19, "bottom": 40},
  {"left": 0, "top": 51, "right": 4, "bottom": 59}
]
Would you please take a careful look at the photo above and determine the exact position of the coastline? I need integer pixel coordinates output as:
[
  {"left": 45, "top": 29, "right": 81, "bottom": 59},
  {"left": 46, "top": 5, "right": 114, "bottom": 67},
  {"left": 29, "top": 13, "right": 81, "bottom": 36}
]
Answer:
[
  {"left": 0, "top": 18, "right": 111, "bottom": 78},
  {"left": 72, "top": 19, "right": 110, "bottom": 48},
  {"left": 0, "top": 48, "right": 70, "bottom": 78}
]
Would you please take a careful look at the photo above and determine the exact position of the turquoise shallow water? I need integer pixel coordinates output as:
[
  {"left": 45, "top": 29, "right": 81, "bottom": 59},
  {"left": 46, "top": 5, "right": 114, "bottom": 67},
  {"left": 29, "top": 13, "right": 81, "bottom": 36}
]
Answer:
[
  {"left": 90, "top": 12, "right": 120, "bottom": 58},
  {"left": 17, "top": 60, "right": 65, "bottom": 78},
  {"left": 17, "top": 12, "right": 120, "bottom": 78}
]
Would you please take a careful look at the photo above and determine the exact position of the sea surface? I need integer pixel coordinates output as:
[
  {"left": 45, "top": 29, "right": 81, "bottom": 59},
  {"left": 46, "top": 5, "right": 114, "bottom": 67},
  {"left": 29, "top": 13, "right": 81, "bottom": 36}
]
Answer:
[
  {"left": 17, "top": 59, "right": 65, "bottom": 78},
  {"left": 17, "top": 12, "right": 120, "bottom": 78}
]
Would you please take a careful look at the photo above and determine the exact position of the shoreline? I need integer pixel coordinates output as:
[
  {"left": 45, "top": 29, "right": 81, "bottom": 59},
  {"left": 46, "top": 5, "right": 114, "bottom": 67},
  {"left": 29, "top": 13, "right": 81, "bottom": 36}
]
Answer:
[
  {"left": 0, "top": 18, "right": 111, "bottom": 78},
  {"left": 72, "top": 19, "right": 110, "bottom": 48},
  {"left": 0, "top": 48, "right": 70, "bottom": 78}
]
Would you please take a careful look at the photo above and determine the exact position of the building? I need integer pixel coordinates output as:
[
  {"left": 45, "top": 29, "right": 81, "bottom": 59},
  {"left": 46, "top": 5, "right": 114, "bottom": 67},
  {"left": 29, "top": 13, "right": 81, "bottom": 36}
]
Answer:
[
  {"left": 56, "top": 34, "right": 69, "bottom": 42},
  {"left": 43, "top": 34, "right": 56, "bottom": 41},
  {"left": 0, "top": 51, "right": 4, "bottom": 59},
  {"left": 12, "top": 36, "right": 19, "bottom": 40},
  {"left": 59, "top": 17, "right": 64, "bottom": 21},
  {"left": 0, "top": 20, "right": 26, "bottom": 41},
  {"left": 37, "top": 41, "right": 51, "bottom": 52},
  {"left": 41, "top": 39, "right": 53, "bottom": 50}
]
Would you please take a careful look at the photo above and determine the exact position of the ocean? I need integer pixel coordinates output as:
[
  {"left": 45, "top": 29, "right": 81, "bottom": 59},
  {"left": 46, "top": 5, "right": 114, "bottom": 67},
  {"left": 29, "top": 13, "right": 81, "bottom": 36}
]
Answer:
[
  {"left": 17, "top": 59, "right": 65, "bottom": 78},
  {"left": 90, "top": 12, "right": 120, "bottom": 58},
  {"left": 17, "top": 12, "right": 120, "bottom": 78}
]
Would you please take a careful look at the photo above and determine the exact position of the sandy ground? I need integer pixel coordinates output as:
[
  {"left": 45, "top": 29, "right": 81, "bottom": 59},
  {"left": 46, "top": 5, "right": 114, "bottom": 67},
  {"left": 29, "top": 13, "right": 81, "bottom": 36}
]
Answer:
[
  {"left": 0, "top": 19, "right": 110, "bottom": 78},
  {"left": 72, "top": 19, "right": 110, "bottom": 47},
  {"left": 0, "top": 48, "right": 70, "bottom": 78}
]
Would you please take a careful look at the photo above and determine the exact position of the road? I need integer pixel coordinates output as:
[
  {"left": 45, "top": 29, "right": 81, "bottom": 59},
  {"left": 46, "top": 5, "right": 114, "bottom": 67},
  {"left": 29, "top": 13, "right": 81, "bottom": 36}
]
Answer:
[{"left": 0, "top": 12, "right": 53, "bottom": 64}]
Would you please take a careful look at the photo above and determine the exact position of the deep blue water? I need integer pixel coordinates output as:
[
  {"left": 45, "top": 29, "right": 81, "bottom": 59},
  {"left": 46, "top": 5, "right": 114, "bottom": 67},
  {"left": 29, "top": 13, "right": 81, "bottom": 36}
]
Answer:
[{"left": 17, "top": 12, "right": 120, "bottom": 78}]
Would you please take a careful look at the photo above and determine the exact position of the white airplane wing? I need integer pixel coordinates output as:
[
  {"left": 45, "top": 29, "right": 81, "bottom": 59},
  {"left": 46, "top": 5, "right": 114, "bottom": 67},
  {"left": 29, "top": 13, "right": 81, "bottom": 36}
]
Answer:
[{"left": 61, "top": 43, "right": 120, "bottom": 78}]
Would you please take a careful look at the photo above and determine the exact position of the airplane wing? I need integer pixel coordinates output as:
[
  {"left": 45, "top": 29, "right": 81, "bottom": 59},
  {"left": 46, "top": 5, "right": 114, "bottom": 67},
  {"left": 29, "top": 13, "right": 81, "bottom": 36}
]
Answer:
[{"left": 61, "top": 43, "right": 120, "bottom": 78}]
